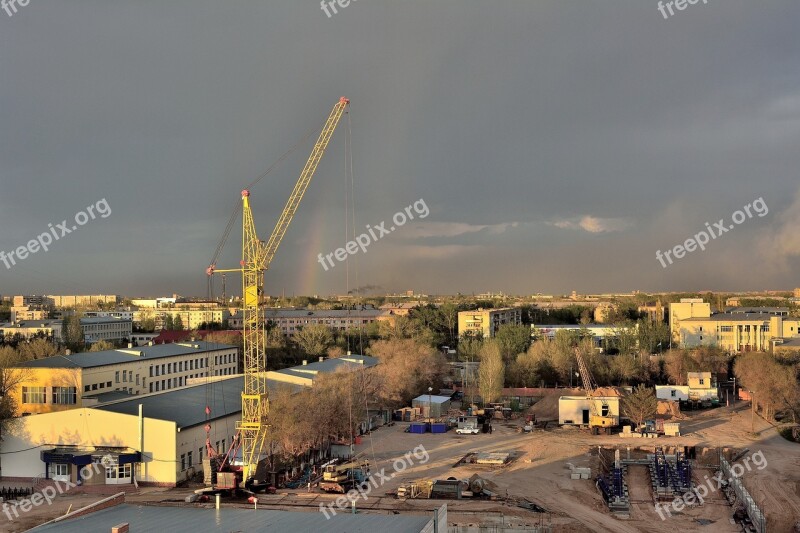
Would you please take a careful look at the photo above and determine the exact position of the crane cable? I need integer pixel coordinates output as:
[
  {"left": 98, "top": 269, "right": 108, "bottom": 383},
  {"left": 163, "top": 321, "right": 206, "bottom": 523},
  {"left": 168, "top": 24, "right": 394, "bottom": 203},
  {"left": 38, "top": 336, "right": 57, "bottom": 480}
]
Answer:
[
  {"left": 207, "top": 122, "right": 325, "bottom": 271},
  {"left": 202, "top": 111, "right": 332, "bottom": 463}
]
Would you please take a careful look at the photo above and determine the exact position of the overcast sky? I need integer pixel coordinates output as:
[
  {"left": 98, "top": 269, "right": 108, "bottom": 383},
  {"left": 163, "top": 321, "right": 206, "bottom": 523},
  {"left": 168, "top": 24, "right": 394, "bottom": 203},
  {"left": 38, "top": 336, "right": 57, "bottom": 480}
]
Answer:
[{"left": 1, "top": 1, "right": 799, "bottom": 298}]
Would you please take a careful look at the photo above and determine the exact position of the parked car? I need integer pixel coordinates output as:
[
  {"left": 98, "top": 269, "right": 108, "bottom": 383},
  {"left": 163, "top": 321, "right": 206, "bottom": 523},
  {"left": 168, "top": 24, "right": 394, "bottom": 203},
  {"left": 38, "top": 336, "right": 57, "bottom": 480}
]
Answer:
[{"left": 456, "top": 425, "right": 479, "bottom": 435}]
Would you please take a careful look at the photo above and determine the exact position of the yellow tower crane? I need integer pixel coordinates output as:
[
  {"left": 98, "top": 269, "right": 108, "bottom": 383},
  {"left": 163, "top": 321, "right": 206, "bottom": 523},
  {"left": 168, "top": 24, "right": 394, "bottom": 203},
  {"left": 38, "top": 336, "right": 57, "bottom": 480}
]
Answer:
[{"left": 207, "top": 97, "right": 349, "bottom": 488}]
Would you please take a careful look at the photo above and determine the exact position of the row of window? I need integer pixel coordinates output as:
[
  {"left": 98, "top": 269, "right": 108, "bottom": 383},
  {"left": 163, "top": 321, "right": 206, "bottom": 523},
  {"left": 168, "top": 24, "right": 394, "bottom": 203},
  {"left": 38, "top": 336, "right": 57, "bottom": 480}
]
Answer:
[
  {"left": 181, "top": 440, "right": 229, "bottom": 471},
  {"left": 22, "top": 386, "right": 76, "bottom": 405},
  {"left": 84, "top": 381, "right": 113, "bottom": 392}
]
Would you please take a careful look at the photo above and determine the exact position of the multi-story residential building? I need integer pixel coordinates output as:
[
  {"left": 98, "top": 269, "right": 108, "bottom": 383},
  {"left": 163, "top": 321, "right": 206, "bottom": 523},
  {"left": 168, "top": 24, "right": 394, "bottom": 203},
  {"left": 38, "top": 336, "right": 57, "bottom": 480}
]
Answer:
[
  {"left": 458, "top": 307, "right": 521, "bottom": 338},
  {"left": 228, "top": 307, "right": 394, "bottom": 336},
  {"left": 9, "top": 342, "right": 238, "bottom": 415},
  {"left": 638, "top": 301, "right": 666, "bottom": 322},
  {"left": 13, "top": 295, "right": 55, "bottom": 308},
  {"left": 46, "top": 295, "right": 119, "bottom": 307},
  {"left": 532, "top": 323, "right": 638, "bottom": 349},
  {"left": 133, "top": 308, "right": 229, "bottom": 330},
  {"left": 10, "top": 306, "right": 48, "bottom": 322}
]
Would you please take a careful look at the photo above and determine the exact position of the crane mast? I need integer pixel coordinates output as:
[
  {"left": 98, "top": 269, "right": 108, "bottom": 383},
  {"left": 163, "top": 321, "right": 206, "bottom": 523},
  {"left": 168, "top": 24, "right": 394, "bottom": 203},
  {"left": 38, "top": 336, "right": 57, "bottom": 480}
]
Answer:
[{"left": 208, "top": 97, "right": 350, "bottom": 486}]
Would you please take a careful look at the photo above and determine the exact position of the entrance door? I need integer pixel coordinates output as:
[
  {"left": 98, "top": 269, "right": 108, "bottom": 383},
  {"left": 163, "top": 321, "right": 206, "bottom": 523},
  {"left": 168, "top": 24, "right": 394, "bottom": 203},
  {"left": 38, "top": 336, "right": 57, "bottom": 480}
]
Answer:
[
  {"left": 582, "top": 409, "right": 590, "bottom": 424},
  {"left": 105, "top": 463, "right": 132, "bottom": 485},
  {"left": 48, "top": 463, "right": 70, "bottom": 483}
]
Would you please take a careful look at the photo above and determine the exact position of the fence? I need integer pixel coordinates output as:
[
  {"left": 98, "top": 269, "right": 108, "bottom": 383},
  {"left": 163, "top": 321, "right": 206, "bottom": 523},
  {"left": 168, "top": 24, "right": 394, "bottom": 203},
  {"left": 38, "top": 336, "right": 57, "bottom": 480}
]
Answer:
[{"left": 719, "top": 454, "right": 766, "bottom": 533}]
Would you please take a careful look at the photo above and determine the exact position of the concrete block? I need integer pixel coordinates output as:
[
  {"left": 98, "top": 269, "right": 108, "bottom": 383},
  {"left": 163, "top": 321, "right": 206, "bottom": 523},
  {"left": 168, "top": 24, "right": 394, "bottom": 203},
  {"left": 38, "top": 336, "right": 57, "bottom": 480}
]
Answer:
[{"left": 570, "top": 473, "right": 581, "bottom": 480}]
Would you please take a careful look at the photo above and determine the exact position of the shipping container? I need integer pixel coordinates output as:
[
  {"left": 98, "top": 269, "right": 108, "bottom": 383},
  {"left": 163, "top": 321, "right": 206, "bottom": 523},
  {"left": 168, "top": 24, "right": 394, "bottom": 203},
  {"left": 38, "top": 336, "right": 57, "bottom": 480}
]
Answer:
[{"left": 430, "top": 423, "right": 448, "bottom": 433}]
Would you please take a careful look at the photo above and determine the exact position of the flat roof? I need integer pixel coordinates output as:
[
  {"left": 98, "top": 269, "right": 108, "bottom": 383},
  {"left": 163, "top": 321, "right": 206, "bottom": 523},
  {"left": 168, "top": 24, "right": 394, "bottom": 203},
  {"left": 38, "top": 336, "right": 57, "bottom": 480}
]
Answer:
[
  {"left": 412, "top": 395, "right": 451, "bottom": 404},
  {"left": 30, "top": 503, "right": 433, "bottom": 533},
  {"left": 95, "top": 376, "right": 245, "bottom": 429},
  {"left": 682, "top": 313, "right": 776, "bottom": 322},
  {"left": 15, "top": 342, "right": 236, "bottom": 369},
  {"left": 271, "top": 354, "right": 378, "bottom": 380}
]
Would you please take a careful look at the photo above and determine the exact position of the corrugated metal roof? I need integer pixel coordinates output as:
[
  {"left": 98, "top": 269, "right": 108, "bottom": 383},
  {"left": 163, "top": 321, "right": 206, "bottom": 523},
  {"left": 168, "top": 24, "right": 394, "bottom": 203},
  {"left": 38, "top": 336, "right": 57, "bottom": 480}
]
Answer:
[
  {"left": 95, "top": 376, "right": 245, "bottom": 429},
  {"left": 16, "top": 342, "right": 236, "bottom": 369},
  {"left": 412, "top": 395, "right": 452, "bottom": 404},
  {"left": 30, "top": 504, "right": 433, "bottom": 532},
  {"left": 94, "top": 376, "right": 299, "bottom": 429}
]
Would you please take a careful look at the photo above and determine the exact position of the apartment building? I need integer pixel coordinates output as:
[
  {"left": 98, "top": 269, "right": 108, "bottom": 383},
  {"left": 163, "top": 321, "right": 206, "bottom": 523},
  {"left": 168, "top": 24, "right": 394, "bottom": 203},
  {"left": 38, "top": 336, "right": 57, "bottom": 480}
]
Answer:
[
  {"left": 532, "top": 323, "right": 637, "bottom": 349},
  {"left": 47, "top": 294, "right": 119, "bottom": 307},
  {"left": 9, "top": 342, "right": 238, "bottom": 415},
  {"left": 458, "top": 307, "right": 522, "bottom": 338},
  {"left": 133, "top": 308, "right": 229, "bottom": 330},
  {"left": 229, "top": 308, "right": 394, "bottom": 336},
  {"left": 10, "top": 306, "right": 48, "bottom": 322}
]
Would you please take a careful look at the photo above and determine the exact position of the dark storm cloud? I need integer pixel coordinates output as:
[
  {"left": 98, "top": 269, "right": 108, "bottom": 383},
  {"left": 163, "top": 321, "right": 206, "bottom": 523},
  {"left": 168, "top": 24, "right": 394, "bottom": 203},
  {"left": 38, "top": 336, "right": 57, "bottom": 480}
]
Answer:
[{"left": 1, "top": 0, "right": 798, "bottom": 296}]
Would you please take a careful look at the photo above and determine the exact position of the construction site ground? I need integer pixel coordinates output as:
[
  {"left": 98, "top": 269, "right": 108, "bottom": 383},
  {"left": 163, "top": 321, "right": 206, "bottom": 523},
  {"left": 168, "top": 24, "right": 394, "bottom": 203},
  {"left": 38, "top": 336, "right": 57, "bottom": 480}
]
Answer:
[{"left": 5, "top": 402, "right": 800, "bottom": 532}]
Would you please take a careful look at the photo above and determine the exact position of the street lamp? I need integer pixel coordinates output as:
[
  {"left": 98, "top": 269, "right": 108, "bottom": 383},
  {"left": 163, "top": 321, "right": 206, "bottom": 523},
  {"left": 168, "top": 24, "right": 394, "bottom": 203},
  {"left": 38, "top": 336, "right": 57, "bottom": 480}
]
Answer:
[{"left": 428, "top": 387, "right": 433, "bottom": 422}]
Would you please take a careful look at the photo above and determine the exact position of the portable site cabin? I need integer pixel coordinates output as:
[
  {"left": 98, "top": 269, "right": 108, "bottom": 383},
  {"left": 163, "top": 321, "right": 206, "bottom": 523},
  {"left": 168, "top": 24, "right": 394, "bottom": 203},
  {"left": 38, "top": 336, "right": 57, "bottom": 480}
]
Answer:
[
  {"left": 412, "top": 395, "right": 452, "bottom": 419},
  {"left": 558, "top": 396, "right": 620, "bottom": 426}
]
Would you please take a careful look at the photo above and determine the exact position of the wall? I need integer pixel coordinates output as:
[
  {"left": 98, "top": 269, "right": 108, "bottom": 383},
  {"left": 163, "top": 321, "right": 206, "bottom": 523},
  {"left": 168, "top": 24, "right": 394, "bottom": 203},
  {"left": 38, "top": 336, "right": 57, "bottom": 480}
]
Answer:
[
  {"left": 1, "top": 408, "right": 177, "bottom": 485},
  {"left": 558, "top": 396, "right": 620, "bottom": 425},
  {"left": 174, "top": 416, "right": 240, "bottom": 483},
  {"left": 655, "top": 385, "right": 689, "bottom": 401},
  {"left": 12, "top": 368, "right": 83, "bottom": 415}
]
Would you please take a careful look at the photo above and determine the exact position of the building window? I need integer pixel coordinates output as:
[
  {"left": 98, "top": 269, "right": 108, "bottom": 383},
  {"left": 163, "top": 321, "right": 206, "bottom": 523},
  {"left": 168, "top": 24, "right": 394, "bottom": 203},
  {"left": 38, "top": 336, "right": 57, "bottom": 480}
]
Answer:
[
  {"left": 52, "top": 387, "right": 77, "bottom": 405},
  {"left": 149, "top": 366, "right": 154, "bottom": 377},
  {"left": 699, "top": 378, "right": 705, "bottom": 385},
  {"left": 92, "top": 383, "right": 99, "bottom": 391},
  {"left": 115, "top": 371, "right": 120, "bottom": 383},
  {"left": 181, "top": 454, "right": 186, "bottom": 471},
  {"left": 84, "top": 385, "right": 91, "bottom": 392},
  {"left": 187, "top": 451, "right": 193, "bottom": 468},
  {"left": 22, "top": 386, "right": 47, "bottom": 404},
  {"left": 107, "top": 381, "right": 112, "bottom": 388},
  {"left": 199, "top": 447, "right": 203, "bottom": 459},
  {"left": 136, "top": 374, "right": 140, "bottom": 385},
  {"left": 150, "top": 383, "right": 154, "bottom": 393},
  {"left": 670, "top": 390, "right": 676, "bottom": 397}
]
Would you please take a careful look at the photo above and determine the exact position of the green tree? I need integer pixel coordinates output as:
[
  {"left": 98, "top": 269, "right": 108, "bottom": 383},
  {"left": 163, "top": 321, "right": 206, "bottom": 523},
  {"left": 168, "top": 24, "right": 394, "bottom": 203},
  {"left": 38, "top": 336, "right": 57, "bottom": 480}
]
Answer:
[
  {"left": 621, "top": 384, "right": 658, "bottom": 427},
  {"left": 478, "top": 340, "right": 505, "bottom": 404},
  {"left": 61, "top": 315, "right": 85, "bottom": 352},
  {"left": 294, "top": 324, "right": 335, "bottom": 358},
  {"left": 495, "top": 324, "right": 531, "bottom": 363},
  {"left": 173, "top": 315, "right": 184, "bottom": 331},
  {"left": 163, "top": 314, "right": 174, "bottom": 331}
]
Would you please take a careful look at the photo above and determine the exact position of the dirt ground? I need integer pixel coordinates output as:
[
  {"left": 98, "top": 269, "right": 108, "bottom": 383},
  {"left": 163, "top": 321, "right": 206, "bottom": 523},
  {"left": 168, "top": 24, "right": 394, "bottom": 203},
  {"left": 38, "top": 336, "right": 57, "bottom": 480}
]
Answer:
[{"left": 7, "top": 402, "right": 799, "bottom": 532}]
